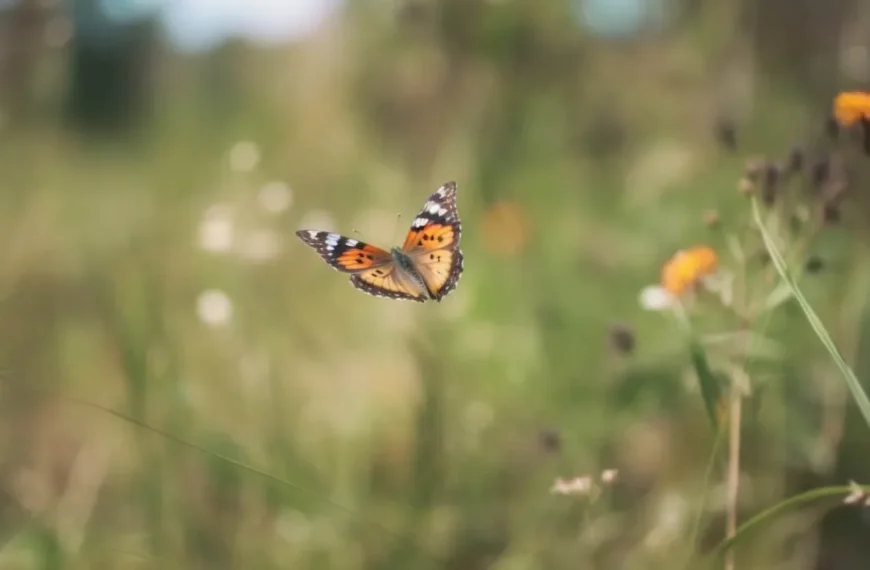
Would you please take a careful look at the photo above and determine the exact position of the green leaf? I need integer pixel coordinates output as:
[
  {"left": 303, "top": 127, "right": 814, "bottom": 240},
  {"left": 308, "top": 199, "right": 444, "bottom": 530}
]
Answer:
[
  {"left": 689, "top": 337, "right": 722, "bottom": 429},
  {"left": 751, "top": 198, "right": 870, "bottom": 429}
]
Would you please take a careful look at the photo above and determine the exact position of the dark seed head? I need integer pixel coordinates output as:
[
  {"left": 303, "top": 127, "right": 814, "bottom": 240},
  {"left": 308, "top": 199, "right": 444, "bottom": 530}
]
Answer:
[
  {"left": 703, "top": 210, "right": 720, "bottom": 228},
  {"left": 810, "top": 157, "right": 831, "bottom": 190},
  {"left": 822, "top": 203, "right": 841, "bottom": 225},
  {"left": 761, "top": 164, "right": 780, "bottom": 205},
  {"left": 805, "top": 256, "right": 825, "bottom": 274},
  {"left": 860, "top": 118, "right": 870, "bottom": 156},
  {"left": 714, "top": 118, "right": 737, "bottom": 151},
  {"left": 825, "top": 116, "right": 840, "bottom": 140},
  {"left": 609, "top": 323, "right": 636, "bottom": 355},
  {"left": 785, "top": 146, "right": 804, "bottom": 173},
  {"left": 538, "top": 429, "right": 562, "bottom": 453}
]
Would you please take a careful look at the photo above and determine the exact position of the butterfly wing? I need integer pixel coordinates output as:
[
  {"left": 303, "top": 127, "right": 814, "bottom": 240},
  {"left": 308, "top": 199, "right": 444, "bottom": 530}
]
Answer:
[
  {"left": 295, "top": 230, "right": 426, "bottom": 302},
  {"left": 401, "top": 181, "right": 464, "bottom": 301}
]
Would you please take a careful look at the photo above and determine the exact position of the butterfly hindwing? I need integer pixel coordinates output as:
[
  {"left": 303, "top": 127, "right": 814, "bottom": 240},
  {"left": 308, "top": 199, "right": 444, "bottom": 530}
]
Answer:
[
  {"left": 411, "top": 248, "right": 464, "bottom": 301},
  {"left": 350, "top": 268, "right": 427, "bottom": 302},
  {"left": 295, "top": 230, "right": 426, "bottom": 301},
  {"left": 401, "top": 181, "right": 464, "bottom": 301}
]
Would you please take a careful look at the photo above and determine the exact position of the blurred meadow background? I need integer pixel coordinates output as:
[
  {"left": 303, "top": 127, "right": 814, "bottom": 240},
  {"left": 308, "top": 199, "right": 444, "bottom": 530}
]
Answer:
[{"left": 3, "top": 0, "right": 870, "bottom": 569}]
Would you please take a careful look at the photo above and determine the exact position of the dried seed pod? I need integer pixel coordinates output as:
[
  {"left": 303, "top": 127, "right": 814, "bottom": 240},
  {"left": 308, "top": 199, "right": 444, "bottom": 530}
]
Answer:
[
  {"left": 805, "top": 256, "right": 825, "bottom": 273},
  {"left": 714, "top": 118, "right": 737, "bottom": 151},
  {"left": 785, "top": 146, "right": 804, "bottom": 173},
  {"left": 609, "top": 323, "right": 636, "bottom": 355},
  {"left": 538, "top": 429, "right": 562, "bottom": 453},
  {"left": 761, "top": 163, "right": 780, "bottom": 205}
]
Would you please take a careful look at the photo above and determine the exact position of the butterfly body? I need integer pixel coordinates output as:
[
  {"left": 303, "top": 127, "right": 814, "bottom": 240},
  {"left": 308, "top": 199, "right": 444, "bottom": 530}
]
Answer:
[{"left": 296, "top": 182, "right": 464, "bottom": 302}]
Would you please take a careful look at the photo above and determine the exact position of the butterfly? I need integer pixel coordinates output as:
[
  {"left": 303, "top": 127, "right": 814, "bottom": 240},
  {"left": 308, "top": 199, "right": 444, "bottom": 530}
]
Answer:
[{"left": 296, "top": 181, "right": 464, "bottom": 303}]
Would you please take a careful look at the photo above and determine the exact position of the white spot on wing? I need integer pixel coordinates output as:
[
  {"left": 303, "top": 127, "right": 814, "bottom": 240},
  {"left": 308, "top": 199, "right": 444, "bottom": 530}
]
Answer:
[
  {"left": 346, "top": 239, "right": 358, "bottom": 246},
  {"left": 412, "top": 217, "right": 428, "bottom": 228}
]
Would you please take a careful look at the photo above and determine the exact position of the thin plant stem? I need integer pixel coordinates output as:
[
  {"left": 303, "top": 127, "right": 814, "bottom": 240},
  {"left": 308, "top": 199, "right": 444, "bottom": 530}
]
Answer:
[{"left": 724, "top": 387, "right": 742, "bottom": 570}]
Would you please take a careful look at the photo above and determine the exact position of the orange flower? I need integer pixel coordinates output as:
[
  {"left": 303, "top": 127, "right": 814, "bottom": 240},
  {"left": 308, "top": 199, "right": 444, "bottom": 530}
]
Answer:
[
  {"left": 640, "top": 245, "right": 722, "bottom": 311},
  {"left": 833, "top": 91, "right": 870, "bottom": 127},
  {"left": 481, "top": 201, "right": 527, "bottom": 256},
  {"left": 660, "top": 246, "right": 719, "bottom": 296}
]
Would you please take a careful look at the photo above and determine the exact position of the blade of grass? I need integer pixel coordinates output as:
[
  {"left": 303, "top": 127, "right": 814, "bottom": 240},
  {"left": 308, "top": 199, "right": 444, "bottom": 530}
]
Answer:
[
  {"left": 751, "top": 198, "right": 870, "bottom": 429},
  {"left": 707, "top": 484, "right": 870, "bottom": 563},
  {"left": 52, "top": 393, "right": 451, "bottom": 570}
]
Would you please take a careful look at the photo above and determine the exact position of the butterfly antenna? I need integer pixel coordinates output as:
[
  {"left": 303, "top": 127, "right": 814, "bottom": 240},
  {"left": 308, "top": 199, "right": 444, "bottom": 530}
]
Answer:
[{"left": 393, "top": 212, "right": 403, "bottom": 242}]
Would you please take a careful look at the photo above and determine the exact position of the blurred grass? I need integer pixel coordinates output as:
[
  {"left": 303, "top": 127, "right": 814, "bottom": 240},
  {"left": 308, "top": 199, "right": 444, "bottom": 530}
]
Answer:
[{"left": 1, "top": 1, "right": 870, "bottom": 569}]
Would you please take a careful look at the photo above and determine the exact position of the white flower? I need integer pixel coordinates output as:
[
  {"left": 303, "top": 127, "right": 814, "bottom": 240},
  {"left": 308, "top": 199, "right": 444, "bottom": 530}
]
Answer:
[
  {"left": 196, "top": 289, "right": 233, "bottom": 327},
  {"left": 550, "top": 476, "right": 594, "bottom": 496},
  {"left": 198, "top": 204, "right": 235, "bottom": 253},
  {"left": 639, "top": 285, "right": 678, "bottom": 311},
  {"left": 258, "top": 181, "right": 293, "bottom": 213},
  {"left": 228, "top": 141, "right": 260, "bottom": 172}
]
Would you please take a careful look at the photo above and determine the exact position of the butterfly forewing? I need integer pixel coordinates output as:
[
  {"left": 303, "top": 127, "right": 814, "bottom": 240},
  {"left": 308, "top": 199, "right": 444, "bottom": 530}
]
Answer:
[
  {"left": 295, "top": 230, "right": 392, "bottom": 272},
  {"left": 401, "top": 181, "right": 464, "bottom": 301}
]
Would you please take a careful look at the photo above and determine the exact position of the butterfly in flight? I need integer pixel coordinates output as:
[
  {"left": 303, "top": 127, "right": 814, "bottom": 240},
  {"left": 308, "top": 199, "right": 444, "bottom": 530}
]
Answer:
[{"left": 296, "top": 181, "right": 464, "bottom": 303}]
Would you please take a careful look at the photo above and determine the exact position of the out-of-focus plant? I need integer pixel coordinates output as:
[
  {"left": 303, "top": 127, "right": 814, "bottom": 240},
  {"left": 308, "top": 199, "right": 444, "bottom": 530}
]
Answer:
[{"left": 626, "top": 92, "right": 870, "bottom": 569}]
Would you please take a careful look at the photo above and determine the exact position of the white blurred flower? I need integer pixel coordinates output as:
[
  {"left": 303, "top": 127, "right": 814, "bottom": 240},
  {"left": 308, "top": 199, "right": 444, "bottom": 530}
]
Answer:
[
  {"left": 198, "top": 204, "right": 235, "bottom": 253},
  {"left": 258, "top": 181, "right": 293, "bottom": 213},
  {"left": 298, "top": 209, "right": 336, "bottom": 233},
  {"left": 275, "top": 509, "right": 312, "bottom": 545},
  {"left": 600, "top": 469, "right": 619, "bottom": 483},
  {"left": 639, "top": 285, "right": 678, "bottom": 311},
  {"left": 196, "top": 290, "right": 233, "bottom": 327},
  {"left": 237, "top": 229, "right": 283, "bottom": 262},
  {"left": 228, "top": 141, "right": 260, "bottom": 172},
  {"left": 550, "top": 476, "right": 594, "bottom": 496}
]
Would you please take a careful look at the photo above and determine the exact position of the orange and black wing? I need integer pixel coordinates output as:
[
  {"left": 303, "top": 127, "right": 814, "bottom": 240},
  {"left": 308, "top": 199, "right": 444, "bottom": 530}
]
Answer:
[
  {"left": 295, "top": 230, "right": 426, "bottom": 301},
  {"left": 401, "top": 181, "right": 464, "bottom": 301}
]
